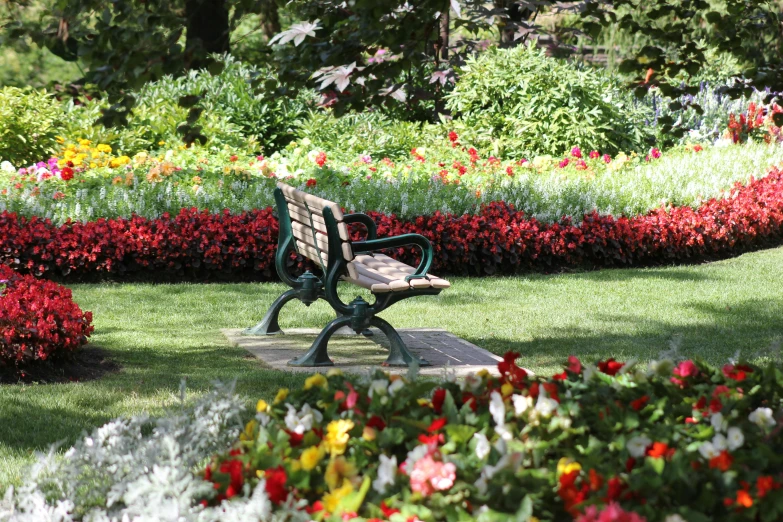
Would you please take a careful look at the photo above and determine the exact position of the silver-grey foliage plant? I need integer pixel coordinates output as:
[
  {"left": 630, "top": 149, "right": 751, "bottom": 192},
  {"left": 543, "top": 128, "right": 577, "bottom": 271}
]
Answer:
[{"left": 0, "top": 382, "right": 309, "bottom": 522}]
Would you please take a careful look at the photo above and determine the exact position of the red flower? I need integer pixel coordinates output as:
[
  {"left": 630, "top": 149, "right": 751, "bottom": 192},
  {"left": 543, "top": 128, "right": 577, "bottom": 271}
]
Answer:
[
  {"left": 756, "top": 475, "right": 780, "bottom": 498},
  {"left": 60, "top": 167, "right": 74, "bottom": 181},
  {"left": 498, "top": 351, "right": 527, "bottom": 386},
  {"left": 630, "top": 395, "right": 649, "bottom": 411},
  {"left": 571, "top": 146, "right": 582, "bottom": 158},
  {"left": 427, "top": 417, "right": 447, "bottom": 432},
  {"left": 552, "top": 371, "right": 568, "bottom": 381},
  {"left": 506, "top": 166, "right": 514, "bottom": 176},
  {"left": 646, "top": 441, "right": 674, "bottom": 459},
  {"left": 305, "top": 178, "right": 317, "bottom": 188},
  {"left": 567, "top": 355, "right": 582, "bottom": 374},
  {"left": 723, "top": 364, "right": 753, "bottom": 381},
  {"left": 381, "top": 501, "right": 400, "bottom": 517},
  {"left": 448, "top": 131, "right": 459, "bottom": 143},
  {"left": 432, "top": 388, "right": 447, "bottom": 413},
  {"left": 575, "top": 159, "right": 588, "bottom": 170},
  {"left": 597, "top": 358, "right": 624, "bottom": 376},
  {"left": 366, "top": 415, "right": 386, "bottom": 431},
  {"left": 229, "top": 155, "right": 238, "bottom": 162},
  {"left": 693, "top": 144, "right": 703, "bottom": 152},
  {"left": 709, "top": 450, "right": 733, "bottom": 471},
  {"left": 558, "top": 158, "right": 569, "bottom": 168},
  {"left": 265, "top": 466, "right": 288, "bottom": 504},
  {"left": 315, "top": 151, "right": 327, "bottom": 167},
  {"left": 589, "top": 150, "right": 600, "bottom": 159}
]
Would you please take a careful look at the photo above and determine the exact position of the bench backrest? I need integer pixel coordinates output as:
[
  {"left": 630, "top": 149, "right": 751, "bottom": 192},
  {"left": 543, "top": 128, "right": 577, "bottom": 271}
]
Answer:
[{"left": 276, "top": 182, "right": 353, "bottom": 270}]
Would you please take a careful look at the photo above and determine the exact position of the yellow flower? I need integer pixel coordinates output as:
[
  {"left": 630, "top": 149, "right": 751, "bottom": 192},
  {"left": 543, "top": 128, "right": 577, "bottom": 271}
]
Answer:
[
  {"left": 557, "top": 457, "right": 582, "bottom": 476},
  {"left": 476, "top": 369, "right": 490, "bottom": 378},
  {"left": 256, "top": 399, "right": 269, "bottom": 413},
  {"left": 90, "top": 162, "right": 97, "bottom": 169},
  {"left": 63, "top": 150, "right": 76, "bottom": 160},
  {"left": 78, "top": 138, "right": 91, "bottom": 146},
  {"left": 300, "top": 444, "right": 326, "bottom": 471},
  {"left": 274, "top": 388, "right": 289, "bottom": 404},
  {"left": 325, "top": 456, "right": 357, "bottom": 491},
  {"left": 304, "top": 373, "right": 328, "bottom": 390},
  {"left": 322, "top": 479, "right": 353, "bottom": 514},
  {"left": 55, "top": 136, "right": 65, "bottom": 144},
  {"left": 362, "top": 426, "right": 377, "bottom": 441},
  {"left": 96, "top": 144, "right": 112, "bottom": 154},
  {"left": 240, "top": 419, "right": 258, "bottom": 441},
  {"left": 501, "top": 382, "right": 514, "bottom": 398},
  {"left": 323, "top": 419, "right": 354, "bottom": 456},
  {"left": 416, "top": 398, "right": 430, "bottom": 407},
  {"left": 326, "top": 368, "right": 343, "bottom": 377},
  {"left": 158, "top": 141, "right": 166, "bottom": 146}
]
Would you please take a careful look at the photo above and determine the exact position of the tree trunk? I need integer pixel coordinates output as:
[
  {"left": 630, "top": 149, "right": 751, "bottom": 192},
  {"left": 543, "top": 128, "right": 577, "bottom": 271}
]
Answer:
[
  {"left": 185, "top": 0, "right": 230, "bottom": 69},
  {"left": 259, "top": 0, "right": 282, "bottom": 41},
  {"left": 439, "top": 8, "right": 449, "bottom": 60}
]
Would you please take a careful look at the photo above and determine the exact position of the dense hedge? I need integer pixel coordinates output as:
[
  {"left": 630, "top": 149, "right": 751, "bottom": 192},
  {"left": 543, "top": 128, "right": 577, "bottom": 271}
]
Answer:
[
  {"left": 2, "top": 168, "right": 783, "bottom": 282},
  {"left": 0, "top": 264, "right": 93, "bottom": 367}
]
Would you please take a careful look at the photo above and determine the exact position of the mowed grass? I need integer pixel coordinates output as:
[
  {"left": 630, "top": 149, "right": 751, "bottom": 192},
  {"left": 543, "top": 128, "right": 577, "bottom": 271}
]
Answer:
[{"left": 1, "top": 247, "right": 783, "bottom": 486}]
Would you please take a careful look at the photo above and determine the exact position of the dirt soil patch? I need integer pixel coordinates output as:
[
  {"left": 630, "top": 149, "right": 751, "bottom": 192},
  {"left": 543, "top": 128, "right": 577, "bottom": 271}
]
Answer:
[{"left": 0, "top": 347, "right": 120, "bottom": 384}]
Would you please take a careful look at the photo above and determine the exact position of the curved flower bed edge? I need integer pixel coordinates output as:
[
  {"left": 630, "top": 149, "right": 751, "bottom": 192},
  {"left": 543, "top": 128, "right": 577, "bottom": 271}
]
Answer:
[{"left": 2, "top": 168, "right": 783, "bottom": 281}]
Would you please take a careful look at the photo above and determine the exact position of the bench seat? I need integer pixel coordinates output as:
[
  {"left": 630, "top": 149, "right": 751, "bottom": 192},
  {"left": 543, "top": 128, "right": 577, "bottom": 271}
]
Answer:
[{"left": 345, "top": 253, "right": 451, "bottom": 293}]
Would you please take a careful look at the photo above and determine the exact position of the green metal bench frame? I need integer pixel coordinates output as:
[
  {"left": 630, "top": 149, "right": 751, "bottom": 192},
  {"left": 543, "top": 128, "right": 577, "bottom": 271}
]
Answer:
[{"left": 242, "top": 186, "right": 444, "bottom": 367}]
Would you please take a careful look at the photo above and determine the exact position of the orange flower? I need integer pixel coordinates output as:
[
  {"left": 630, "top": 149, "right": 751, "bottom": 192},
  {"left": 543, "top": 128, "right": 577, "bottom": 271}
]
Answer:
[
  {"left": 646, "top": 442, "right": 672, "bottom": 459},
  {"left": 709, "top": 450, "right": 733, "bottom": 471},
  {"left": 736, "top": 489, "right": 753, "bottom": 508}
]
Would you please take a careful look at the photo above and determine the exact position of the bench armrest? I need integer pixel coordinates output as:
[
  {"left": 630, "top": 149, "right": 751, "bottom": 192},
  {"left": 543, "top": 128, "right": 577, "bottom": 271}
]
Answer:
[
  {"left": 351, "top": 233, "right": 433, "bottom": 281},
  {"left": 343, "top": 213, "right": 377, "bottom": 241}
]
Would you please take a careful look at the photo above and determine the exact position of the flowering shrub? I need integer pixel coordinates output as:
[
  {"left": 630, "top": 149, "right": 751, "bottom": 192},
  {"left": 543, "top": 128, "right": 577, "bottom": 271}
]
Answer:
[
  {"left": 2, "top": 163, "right": 783, "bottom": 281},
  {"left": 0, "top": 87, "right": 61, "bottom": 166},
  {"left": 0, "top": 264, "right": 93, "bottom": 368},
  {"left": 202, "top": 351, "right": 783, "bottom": 521}
]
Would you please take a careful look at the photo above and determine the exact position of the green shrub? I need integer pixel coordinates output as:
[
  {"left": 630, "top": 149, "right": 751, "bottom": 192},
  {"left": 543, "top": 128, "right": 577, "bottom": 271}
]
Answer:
[
  {"left": 61, "top": 56, "right": 313, "bottom": 155},
  {"left": 295, "top": 111, "right": 439, "bottom": 161},
  {"left": 0, "top": 87, "right": 60, "bottom": 166},
  {"left": 445, "top": 44, "right": 653, "bottom": 159}
]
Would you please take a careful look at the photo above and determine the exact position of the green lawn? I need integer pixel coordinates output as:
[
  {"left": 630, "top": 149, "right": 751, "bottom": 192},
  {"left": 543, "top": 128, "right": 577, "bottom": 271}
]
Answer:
[{"left": 2, "top": 247, "right": 783, "bottom": 486}]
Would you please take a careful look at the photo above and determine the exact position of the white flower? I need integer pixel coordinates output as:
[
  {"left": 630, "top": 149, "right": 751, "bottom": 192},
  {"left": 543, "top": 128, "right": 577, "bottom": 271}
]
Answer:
[
  {"left": 535, "top": 390, "right": 558, "bottom": 417},
  {"left": 512, "top": 394, "right": 533, "bottom": 416},
  {"left": 698, "top": 441, "right": 719, "bottom": 459},
  {"left": 749, "top": 407, "right": 777, "bottom": 429},
  {"left": 664, "top": 515, "right": 687, "bottom": 522},
  {"left": 583, "top": 364, "right": 596, "bottom": 382},
  {"left": 403, "top": 444, "right": 429, "bottom": 472},
  {"left": 727, "top": 426, "right": 744, "bottom": 451},
  {"left": 368, "top": 379, "right": 389, "bottom": 398},
  {"left": 372, "top": 454, "right": 397, "bottom": 494},
  {"left": 489, "top": 391, "right": 505, "bottom": 426},
  {"left": 388, "top": 379, "right": 405, "bottom": 396},
  {"left": 473, "top": 433, "right": 490, "bottom": 460},
  {"left": 710, "top": 412, "right": 727, "bottom": 432},
  {"left": 0, "top": 161, "right": 14, "bottom": 173},
  {"left": 284, "top": 403, "right": 322, "bottom": 435},
  {"left": 712, "top": 433, "right": 727, "bottom": 452},
  {"left": 627, "top": 435, "right": 652, "bottom": 458}
]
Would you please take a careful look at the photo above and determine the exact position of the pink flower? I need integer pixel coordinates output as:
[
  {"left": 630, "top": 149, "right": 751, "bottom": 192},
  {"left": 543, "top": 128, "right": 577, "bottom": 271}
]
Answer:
[
  {"left": 559, "top": 158, "right": 570, "bottom": 168},
  {"left": 408, "top": 455, "right": 456, "bottom": 496},
  {"left": 589, "top": 150, "right": 600, "bottom": 159},
  {"left": 571, "top": 147, "right": 582, "bottom": 158},
  {"left": 602, "top": 154, "right": 611, "bottom": 163},
  {"left": 315, "top": 152, "right": 327, "bottom": 167},
  {"left": 576, "top": 502, "right": 647, "bottom": 522},
  {"left": 671, "top": 359, "right": 698, "bottom": 386},
  {"left": 650, "top": 148, "right": 661, "bottom": 159}
]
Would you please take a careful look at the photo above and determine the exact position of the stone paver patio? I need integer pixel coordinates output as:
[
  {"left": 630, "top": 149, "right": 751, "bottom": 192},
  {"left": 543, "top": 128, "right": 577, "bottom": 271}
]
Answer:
[{"left": 222, "top": 327, "right": 505, "bottom": 376}]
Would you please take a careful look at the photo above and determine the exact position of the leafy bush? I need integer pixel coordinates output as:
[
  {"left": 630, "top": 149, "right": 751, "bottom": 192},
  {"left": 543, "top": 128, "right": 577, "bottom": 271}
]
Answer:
[
  {"left": 61, "top": 57, "right": 313, "bottom": 155},
  {"left": 295, "top": 111, "right": 439, "bottom": 161},
  {"left": 0, "top": 87, "right": 60, "bottom": 166},
  {"left": 445, "top": 44, "right": 653, "bottom": 158},
  {"left": 0, "top": 264, "right": 93, "bottom": 368}
]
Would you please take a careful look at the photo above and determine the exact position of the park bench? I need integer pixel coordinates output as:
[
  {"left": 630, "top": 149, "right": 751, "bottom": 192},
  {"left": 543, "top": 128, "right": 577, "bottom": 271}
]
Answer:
[{"left": 243, "top": 182, "right": 450, "bottom": 367}]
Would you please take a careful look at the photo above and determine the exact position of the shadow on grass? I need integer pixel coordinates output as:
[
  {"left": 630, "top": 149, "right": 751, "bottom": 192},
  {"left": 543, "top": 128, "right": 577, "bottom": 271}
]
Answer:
[{"left": 467, "top": 297, "right": 783, "bottom": 370}]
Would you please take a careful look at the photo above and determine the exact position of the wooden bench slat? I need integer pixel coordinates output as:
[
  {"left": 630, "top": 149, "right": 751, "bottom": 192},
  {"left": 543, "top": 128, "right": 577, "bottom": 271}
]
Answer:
[
  {"left": 277, "top": 182, "right": 345, "bottom": 221},
  {"left": 292, "top": 222, "right": 353, "bottom": 261},
  {"left": 287, "top": 204, "right": 350, "bottom": 241}
]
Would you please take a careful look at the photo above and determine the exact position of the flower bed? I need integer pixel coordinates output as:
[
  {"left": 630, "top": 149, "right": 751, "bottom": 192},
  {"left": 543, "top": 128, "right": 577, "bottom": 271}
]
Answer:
[
  {"left": 202, "top": 354, "right": 783, "bottom": 521},
  {"left": 5, "top": 353, "right": 783, "bottom": 521},
  {"left": 2, "top": 166, "right": 783, "bottom": 281},
  {"left": 0, "top": 264, "right": 93, "bottom": 368},
  {"left": 2, "top": 135, "right": 783, "bottom": 225}
]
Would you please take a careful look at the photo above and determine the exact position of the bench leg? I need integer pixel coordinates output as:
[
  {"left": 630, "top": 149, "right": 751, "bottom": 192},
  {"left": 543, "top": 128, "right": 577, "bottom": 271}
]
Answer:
[
  {"left": 242, "top": 289, "right": 299, "bottom": 336},
  {"left": 288, "top": 316, "right": 352, "bottom": 367},
  {"left": 370, "top": 316, "right": 431, "bottom": 367}
]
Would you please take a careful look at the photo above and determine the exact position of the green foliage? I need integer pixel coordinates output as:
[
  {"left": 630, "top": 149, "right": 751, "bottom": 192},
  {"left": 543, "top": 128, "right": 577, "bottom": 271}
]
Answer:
[
  {"left": 0, "top": 87, "right": 60, "bottom": 166},
  {"left": 295, "top": 111, "right": 438, "bottom": 161},
  {"left": 445, "top": 44, "right": 652, "bottom": 158},
  {"left": 61, "top": 57, "right": 313, "bottom": 154}
]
